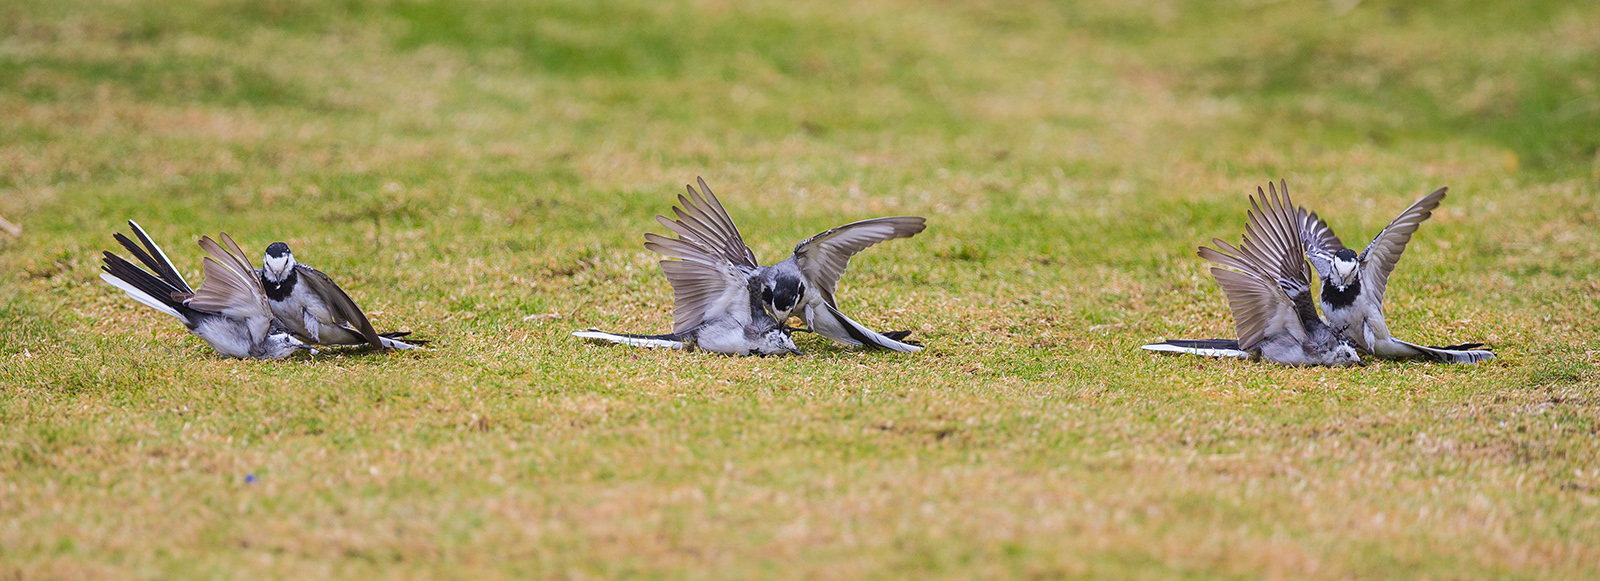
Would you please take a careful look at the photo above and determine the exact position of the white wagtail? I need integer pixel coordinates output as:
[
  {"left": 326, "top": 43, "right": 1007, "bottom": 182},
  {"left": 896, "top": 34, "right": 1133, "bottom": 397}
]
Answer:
[
  {"left": 258, "top": 242, "right": 424, "bottom": 350},
  {"left": 1297, "top": 185, "right": 1495, "bottom": 363},
  {"left": 1143, "top": 182, "right": 1362, "bottom": 366},
  {"left": 100, "top": 221, "right": 313, "bottom": 360},
  {"left": 572, "top": 179, "right": 802, "bottom": 357},
  {"left": 645, "top": 178, "right": 925, "bottom": 352}
]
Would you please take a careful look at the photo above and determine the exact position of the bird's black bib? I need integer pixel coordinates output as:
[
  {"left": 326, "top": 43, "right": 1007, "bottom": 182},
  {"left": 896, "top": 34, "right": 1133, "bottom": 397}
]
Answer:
[
  {"left": 263, "top": 269, "right": 298, "bottom": 302},
  {"left": 1321, "top": 278, "right": 1360, "bottom": 309}
]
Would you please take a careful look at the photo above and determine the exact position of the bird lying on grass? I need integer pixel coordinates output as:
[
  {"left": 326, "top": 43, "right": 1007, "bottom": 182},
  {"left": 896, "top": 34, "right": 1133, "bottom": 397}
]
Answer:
[
  {"left": 646, "top": 177, "right": 924, "bottom": 352},
  {"left": 100, "top": 221, "right": 313, "bottom": 360},
  {"left": 575, "top": 177, "right": 922, "bottom": 356},
  {"left": 1143, "top": 182, "right": 1363, "bottom": 367}
]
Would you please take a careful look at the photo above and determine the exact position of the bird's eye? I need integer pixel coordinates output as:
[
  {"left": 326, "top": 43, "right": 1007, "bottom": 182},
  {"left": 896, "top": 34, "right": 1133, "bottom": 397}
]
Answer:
[{"left": 763, "top": 288, "right": 774, "bottom": 304}]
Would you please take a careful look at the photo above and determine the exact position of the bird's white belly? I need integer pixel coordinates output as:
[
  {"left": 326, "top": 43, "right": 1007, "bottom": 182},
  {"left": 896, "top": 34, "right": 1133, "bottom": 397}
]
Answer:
[
  {"left": 692, "top": 319, "right": 753, "bottom": 355},
  {"left": 269, "top": 294, "right": 317, "bottom": 338},
  {"left": 1257, "top": 336, "right": 1314, "bottom": 366},
  {"left": 192, "top": 317, "right": 255, "bottom": 359},
  {"left": 802, "top": 304, "right": 863, "bottom": 347}
]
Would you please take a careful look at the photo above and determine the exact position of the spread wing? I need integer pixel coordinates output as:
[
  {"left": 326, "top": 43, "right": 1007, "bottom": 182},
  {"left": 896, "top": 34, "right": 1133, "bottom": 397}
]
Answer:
[
  {"left": 1297, "top": 203, "right": 1345, "bottom": 280},
  {"left": 295, "top": 264, "right": 386, "bottom": 348},
  {"left": 792, "top": 216, "right": 925, "bottom": 306},
  {"left": 644, "top": 231, "right": 754, "bottom": 334},
  {"left": 651, "top": 177, "right": 759, "bottom": 270},
  {"left": 1198, "top": 181, "right": 1315, "bottom": 350},
  {"left": 191, "top": 236, "right": 275, "bottom": 340},
  {"left": 1359, "top": 187, "right": 1447, "bottom": 304},
  {"left": 201, "top": 232, "right": 259, "bottom": 283},
  {"left": 220, "top": 232, "right": 257, "bottom": 273},
  {"left": 644, "top": 178, "right": 759, "bottom": 333}
]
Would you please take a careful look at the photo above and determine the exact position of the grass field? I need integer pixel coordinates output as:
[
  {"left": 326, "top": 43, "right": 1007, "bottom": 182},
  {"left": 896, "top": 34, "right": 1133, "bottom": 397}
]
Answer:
[{"left": 3, "top": 0, "right": 1599, "bottom": 577}]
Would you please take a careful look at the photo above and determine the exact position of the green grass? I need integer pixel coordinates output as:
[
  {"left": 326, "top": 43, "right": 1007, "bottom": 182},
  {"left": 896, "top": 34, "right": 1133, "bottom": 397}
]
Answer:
[{"left": 2, "top": 0, "right": 1599, "bottom": 577}]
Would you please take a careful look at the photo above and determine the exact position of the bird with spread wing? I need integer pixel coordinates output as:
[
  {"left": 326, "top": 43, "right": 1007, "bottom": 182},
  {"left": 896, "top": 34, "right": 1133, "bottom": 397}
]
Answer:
[
  {"left": 100, "top": 221, "right": 313, "bottom": 360},
  {"left": 1296, "top": 185, "right": 1494, "bottom": 363}
]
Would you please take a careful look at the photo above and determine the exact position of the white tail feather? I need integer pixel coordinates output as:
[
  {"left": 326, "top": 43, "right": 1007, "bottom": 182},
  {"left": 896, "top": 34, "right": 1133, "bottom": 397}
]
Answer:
[
  {"left": 376, "top": 335, "right": 424, "bottom": 350},
  {"left": 1141, "top": 343, "right": 1251, "bottom": 359},
  {"left": 100, "top": 272, "right": 184, "bottom": 320},
  {"left": 1441, "top": 349, "right": 1496, "bottom": 364},
  {"left": 573, "top": 331, "right": 685, "bottom": 350}
]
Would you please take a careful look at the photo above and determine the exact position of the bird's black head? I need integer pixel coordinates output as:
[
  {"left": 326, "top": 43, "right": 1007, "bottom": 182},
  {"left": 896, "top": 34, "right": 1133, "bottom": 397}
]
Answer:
[
  {"left": 262, "top": 242, "right": 298, "bottom": 284},
  {"left": 764, "top": 273, "right": 806, "bottom": 316},
  {"left": 1334, "top": 248, "right": 1358, "bottom": 261}
]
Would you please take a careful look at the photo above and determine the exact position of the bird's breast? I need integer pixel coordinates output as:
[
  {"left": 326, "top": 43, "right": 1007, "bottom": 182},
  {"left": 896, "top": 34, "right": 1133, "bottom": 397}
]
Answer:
[{"left": 1320, "top": 277, "right": 1361, "bottom": 309}]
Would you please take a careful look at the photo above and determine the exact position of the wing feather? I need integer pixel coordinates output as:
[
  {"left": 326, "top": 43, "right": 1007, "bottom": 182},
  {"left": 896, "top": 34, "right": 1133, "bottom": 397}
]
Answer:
[
  {"left": 1360, "top": 187, "right": 1447, "bottom": 303},
  {"left": 1199, "top": 180, "right": 1318, "bottom": 350},
  {"left": 651, "top": 178, "right": 759, "bottom": 269},
  {"left": 1297, "top": 207, "right": 1345, "bottom": 278},
  {"left": 220, "top": 232, "right": 257, "bottom": 273},
  {"left": 187, "top": 256, "right": 268, "bottom": 319},
  {"left": 199, "top": 233, "right": 258, "bottom": 283},
  {"left": 193, "top": 235, "right": 277, "bottom": 341},
  {"left": 656, "top": 259, "right": 751, "bottom": 334},
  {"left": 294, "top": 265, "right": 386, "bottom": 348},
  {"left": 646, "top": 179, "right": 759, "bottom": 332},
  {"left": 792, "top": 216, "right": 925, "bottom": 305}
]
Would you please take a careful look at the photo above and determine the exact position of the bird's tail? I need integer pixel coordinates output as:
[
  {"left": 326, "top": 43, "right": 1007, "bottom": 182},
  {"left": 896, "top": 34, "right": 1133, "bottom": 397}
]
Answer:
[
  {"left": 328, "top": 327, "right": 429, "bottom": 349},
  {"left": 1141, "top": 339, "right": 1251, "bottom": 359},
  {"left": 573, "top": 329, "right": 687, "bottom": 350},
  {"left": 110, "top": 220, "right": 193, "bottom": 294},
  {"left": 375, "top": 333, "right": 427, "bottom": 350},
  {"left": 1393, "top": 339, "right": 1496, "bottom": 364},
  {"left": 808, "top": 303, "right": 922, "bottom": 352},
  {"left": 101, "top": 250, "right": 191, "bottom": 323}
]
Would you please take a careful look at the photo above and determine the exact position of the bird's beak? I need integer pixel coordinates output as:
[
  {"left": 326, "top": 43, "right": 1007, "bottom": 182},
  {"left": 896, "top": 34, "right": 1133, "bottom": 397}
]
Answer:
[{"left": 787, "top": 347, "right": 803, "bottom": 356}]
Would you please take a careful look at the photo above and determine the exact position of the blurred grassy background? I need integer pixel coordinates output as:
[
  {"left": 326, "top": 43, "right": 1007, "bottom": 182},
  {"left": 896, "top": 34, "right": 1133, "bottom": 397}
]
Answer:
[{"left": 2, "top": 0, "right": 1598, "bottom": 577}]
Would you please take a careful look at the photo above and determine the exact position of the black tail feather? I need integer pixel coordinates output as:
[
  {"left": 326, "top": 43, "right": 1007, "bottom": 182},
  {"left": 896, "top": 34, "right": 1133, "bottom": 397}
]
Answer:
[
  {"left": 1430, "top": 342, "right": 1485, "bottom": 351},
  {"left": 378, "top": 331, "right": 430, "bottom": 345},
  {"left": 101, "top": 251, "right": 188, "bottom": 312},
  {"left": 583, "top": 329, "right": 682, "bottom": 341},
  {"left": 880, "top": 330, "right": 923, "bottom": 346},
  {"left": 114, "top": 225, "right": 191, "bottom": 294},
  {"left": 1157, "top": 339, "right": 1242, "bottom": 350}
]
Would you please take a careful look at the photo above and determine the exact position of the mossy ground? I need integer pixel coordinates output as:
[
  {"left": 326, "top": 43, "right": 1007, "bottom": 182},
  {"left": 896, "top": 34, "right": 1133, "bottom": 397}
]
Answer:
[{"left": 2, "top": 0, "right": 1598, "bottom": 577}]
